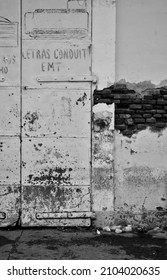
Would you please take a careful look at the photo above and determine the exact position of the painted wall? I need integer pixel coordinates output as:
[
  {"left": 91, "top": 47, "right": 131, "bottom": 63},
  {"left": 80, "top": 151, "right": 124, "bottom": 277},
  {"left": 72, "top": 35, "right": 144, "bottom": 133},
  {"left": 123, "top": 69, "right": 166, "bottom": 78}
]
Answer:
[
  {"left": 92, "top": 0, "right": 116, "bottom": 88},
  {"left": 116, "top": 0, "right": 167, "bottom": 85}
]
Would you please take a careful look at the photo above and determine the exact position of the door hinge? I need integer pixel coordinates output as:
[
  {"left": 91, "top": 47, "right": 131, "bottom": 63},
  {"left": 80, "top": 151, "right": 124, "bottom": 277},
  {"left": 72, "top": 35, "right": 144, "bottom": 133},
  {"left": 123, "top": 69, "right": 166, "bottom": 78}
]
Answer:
[
  {"left": 36, "top": 211, "right": 96, "bottom": 220},
  {"left": 36, "top": 75, "right": 97, "bottom": 83}
]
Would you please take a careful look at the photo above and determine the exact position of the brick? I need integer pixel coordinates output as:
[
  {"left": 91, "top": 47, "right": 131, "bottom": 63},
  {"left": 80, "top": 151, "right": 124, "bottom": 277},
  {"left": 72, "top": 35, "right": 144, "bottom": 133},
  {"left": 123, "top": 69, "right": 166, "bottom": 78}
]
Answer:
[
  {"left": 96, "top": 99, "right": 113, "bottom": 104},
  {"left": 164, "top": 106, "right": 167, "bottom": 110},
  {"left": 120, "top": 99, "right": 134, "bottom": 104},
  {"left": 163, "top": 95, "right": 167, "bottom": 100},
  {"left": 146, "top": 117, "right": 156, "bottom": 124},
  {"left": 117, "top": 103, "right": 129, "bottom": 108},
  {"left": 156, "top": 110, "right": 166, "bottom": 114},
  {"left": 144, "top": 95, "right": 153, "bottom": 100},
  {"left": 137, "top": 124, "right": 147, "bottom": 130},
  {"left": 135, "top": 110, "right": 145, "bottom": 114},
  {"left": 120, "top": 94, "right": 134, "bottom": 99},
  {"left": 143, "top": 114, "right": 152, "bottom": 118},
  {"left": 132, "top": 99, "right": 142, "bottom": 103},
  {"left": 129, "top": 104, "right": 142, "bottom": 109},
  {"left": 134, "top": 118, "right": 145, "bottom": 123},
  {"left": 133, "top": 114, "right": 142, "bottom": 118},
  {"left": 125, "top": 118, "right": 134, "bottom": 125},
  {"left": 142, "top": 99, "right": 156, "bottom": 104},
  {"left": 142, "top": 104, "right": 153, "bottom": 109},
  {"left": 116, "top": 109, "right": 135, "bottom": 114},
  {"left": 163, "top": 114, "right": 167, "bottom": 118},
  {"left": 157, "top": 100, "right": 167, "bottom": 105},
  {"left": 155, "top": 122, "right": 166, "bottom": 128},
  {"left": 154, "top": 105, "right": 163, "bottom": 109},
  {"left": 115, "top": 119, "right": 124, "bottom": 125},
  {"left": 153, "top": 114, "right": 162, "bottom": 118},
  {"left": 115, "top": 124, "right": 126, "bottom": 131},
  {"left": 120, "top": 114, "right": 131, "bottom": 119},
  {"left": 114, "top": 94, "right": 121, "bottom": 99},
  {"left": 160, "top": 89, "right": 167, "bottom": 95},
  {"left": 145, "top": 110, "right": 156, "bottom": 114},
  {"left": 114, "top": 100, "right": 121, "bottom": 104}
]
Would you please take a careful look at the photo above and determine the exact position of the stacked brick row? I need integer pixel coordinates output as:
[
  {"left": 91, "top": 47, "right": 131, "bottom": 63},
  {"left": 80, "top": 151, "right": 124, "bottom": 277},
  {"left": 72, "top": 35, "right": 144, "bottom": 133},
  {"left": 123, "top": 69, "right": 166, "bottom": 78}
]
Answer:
[{"left": 94, "top": 85, "right": 167, "bottom": 136}]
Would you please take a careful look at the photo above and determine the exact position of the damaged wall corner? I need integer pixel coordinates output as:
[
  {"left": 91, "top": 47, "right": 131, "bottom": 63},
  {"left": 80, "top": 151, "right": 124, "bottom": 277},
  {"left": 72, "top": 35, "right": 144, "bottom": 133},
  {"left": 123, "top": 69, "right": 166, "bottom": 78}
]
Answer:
[
  {"left": 92, "top": 102, "right": 115, "bottom": 227},
  {"left": 94, "top": 83, "right": 167, "bottom": 229}
]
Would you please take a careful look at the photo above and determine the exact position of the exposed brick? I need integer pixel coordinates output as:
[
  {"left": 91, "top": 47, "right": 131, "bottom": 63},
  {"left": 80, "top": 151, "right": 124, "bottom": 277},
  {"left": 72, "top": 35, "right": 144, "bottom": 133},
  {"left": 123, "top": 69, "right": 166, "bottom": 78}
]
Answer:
[
  {"left": 120, "top": 99, "right": 133, "bottom": 104},
  {"left": 120, "top": 114, "right": 131, "bottom": 119},
  {"left": 153, "top": 94, "right": 161, "bottom": 99},
  {"left": 137, "top": 124, "right": 147, "bottom": 129},
  {"left": 163, "top": 114, "right": 167, "bottom": 118},
  {"left": 135, "top": 110, "right": 145, "bottom": 114},
  {"left": 116, "top": 109, "right": 135, "bottom": 114},
  {"left": 143, "top": 114, "right": 152, "bottom": 118},
  {"left": 164, "top": 106, "right": 167, "bottom": 110},
  {"left": 155, "top": 122, "right": 166, "bottom": 128},
  {"left": 145, "top": 110, "right": 156, "bottom": 114},
  {"left": 132, "top": 99, "right": 142, "bottom": 104},
  {"left": 120, "top": 94, "right": 134, "bottom": 99},
  {"left": 157, "top": 100, "right": 167, "bottom": 105},
  {"left": 96, "top": 99, "right": 113, "bottom": 104},
  {"left": 146, "top": 117, "right": 156, "bottom": 124},
  {"left": 142, "top": 99, "right": 156, "bottom": 104},
  {"left": 129, "top": 104, "right": 142, "bottom": 109},
  {"left": 142, "top": 104, "right": 153, "bottom": 109},
  {"left": 160, "top": 89, "right": 167, "bottom": 95},
  {"left": 116, "top": 124, "right": 126, "bottom": 130},
  {"left": 132, "top": 114, "right": 143, "bottom": 118},
  {"left": 125, "top": 118, "right": 134, "bottom": 125},
  {"left": 163, "top": 95, "right": 167, "bottom": 100},
  {"left": 114, "top": 94, "right": 121, "bottom": 99},
  {"left": 114, "top": 100, "right": 121, "bottom": 104},
  {"left": 115, "top": 119, "right": 124, "bottom": 125},
  {"left": 153, "top": 114, "right": 162, "bottom": 118},
  {"left": 116, "top": 103, "right": 129, "bottom": 108},
  {"left": 134, "top": 118, "right": 145, "bottom": 124},
  {"left": 144, "top": 95, "right": 153, "bottom": 100},
  {"left": 154, "top": 105, "right": 163, "bottom": 109},
  {"left": 156, "top": 110, "right": 166, "bottom": 114}
]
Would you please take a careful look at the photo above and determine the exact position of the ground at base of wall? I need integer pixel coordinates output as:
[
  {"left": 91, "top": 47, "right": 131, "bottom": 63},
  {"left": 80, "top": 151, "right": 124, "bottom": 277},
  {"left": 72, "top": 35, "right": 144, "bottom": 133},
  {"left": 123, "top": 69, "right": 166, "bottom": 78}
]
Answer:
[
  {"left": 93, "top": 209, "right": 167, "bottom": 231},
  {"left": 0, "top": 228, "right": 167, "bottom": 260}
]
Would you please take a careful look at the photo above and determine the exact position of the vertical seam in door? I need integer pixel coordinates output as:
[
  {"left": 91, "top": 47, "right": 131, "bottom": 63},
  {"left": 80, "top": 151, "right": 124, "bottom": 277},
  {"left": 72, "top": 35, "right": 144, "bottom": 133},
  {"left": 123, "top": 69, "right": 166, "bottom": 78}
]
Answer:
[
  {"left": 20, "top": 0, "right": 23, "bottom": 223},
  {"left": 90, "top": 0, "right": 93, "bottom": 214}
]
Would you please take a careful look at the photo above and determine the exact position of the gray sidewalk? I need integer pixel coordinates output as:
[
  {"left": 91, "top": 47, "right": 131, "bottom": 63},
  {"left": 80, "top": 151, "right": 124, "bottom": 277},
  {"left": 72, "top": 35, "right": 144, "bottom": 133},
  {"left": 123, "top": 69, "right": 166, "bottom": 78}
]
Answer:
[{"left": 0, "top": 228, "right": 167, "bottom": 260}]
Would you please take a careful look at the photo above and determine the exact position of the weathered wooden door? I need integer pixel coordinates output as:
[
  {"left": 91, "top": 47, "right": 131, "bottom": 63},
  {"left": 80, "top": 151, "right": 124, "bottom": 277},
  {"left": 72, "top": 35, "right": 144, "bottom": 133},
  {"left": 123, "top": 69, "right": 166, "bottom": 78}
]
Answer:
[{"left": 0, "top": 0, "right": 93, "bottom": 227}]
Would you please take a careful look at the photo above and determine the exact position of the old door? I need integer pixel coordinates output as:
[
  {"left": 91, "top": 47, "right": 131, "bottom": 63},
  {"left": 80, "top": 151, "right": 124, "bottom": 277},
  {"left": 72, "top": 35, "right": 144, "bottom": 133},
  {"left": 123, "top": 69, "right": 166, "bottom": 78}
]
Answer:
[
  {"left": 21, "top": 0, "right": 93, "bottom": 226},
  {"left": 0, "top": 0, "right": 21, "bottom": 226}
]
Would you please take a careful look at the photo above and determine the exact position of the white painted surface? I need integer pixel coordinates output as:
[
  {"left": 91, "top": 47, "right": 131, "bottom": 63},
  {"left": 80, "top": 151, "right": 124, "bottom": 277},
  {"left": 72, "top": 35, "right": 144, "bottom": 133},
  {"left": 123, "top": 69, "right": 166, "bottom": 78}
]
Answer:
[
  {"left": 116, "top": 0, "right": 167, "bottom": 84},
  {"left": 115, "top": 128, "right": 167, "bottom": 211},
  {"left": 92, "top": 0, "right": 116, "bottom": 88}
]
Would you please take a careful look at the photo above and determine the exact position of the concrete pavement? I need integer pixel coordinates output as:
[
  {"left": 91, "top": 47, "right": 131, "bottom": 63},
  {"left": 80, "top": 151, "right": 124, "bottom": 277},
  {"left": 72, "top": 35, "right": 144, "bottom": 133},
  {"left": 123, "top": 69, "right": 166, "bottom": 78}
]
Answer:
[{"left": 0, "top": 228, "right": 167, "bottom": 260}]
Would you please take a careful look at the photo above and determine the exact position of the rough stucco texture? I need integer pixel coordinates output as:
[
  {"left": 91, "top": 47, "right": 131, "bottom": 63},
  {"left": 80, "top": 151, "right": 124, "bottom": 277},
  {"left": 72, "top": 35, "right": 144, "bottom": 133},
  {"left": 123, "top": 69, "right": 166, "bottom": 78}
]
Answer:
[{"left": 92, "top": 103, "right": 115, "bottom": 227}]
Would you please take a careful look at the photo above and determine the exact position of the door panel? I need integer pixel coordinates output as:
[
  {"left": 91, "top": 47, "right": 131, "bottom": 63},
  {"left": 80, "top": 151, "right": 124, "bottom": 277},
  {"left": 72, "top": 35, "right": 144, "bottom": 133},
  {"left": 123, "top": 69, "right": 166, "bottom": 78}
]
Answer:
[
  {"left": 0, "top": 0, "right": 20, "bottom": 227},
  {"left": 0, "top": 0, "right": 92, "bottom": 227},
  {"left": 22, "top": 86, "right": 91, "bottom": 138},
  {"left": 22, "top": 138, "right": 90, "bottom": 186},
  {"left": 22, "top": 185, "right": 91, "bottom": 226},
  {"left": 21, "top": 0, "right": 92, "bottom": 226}
]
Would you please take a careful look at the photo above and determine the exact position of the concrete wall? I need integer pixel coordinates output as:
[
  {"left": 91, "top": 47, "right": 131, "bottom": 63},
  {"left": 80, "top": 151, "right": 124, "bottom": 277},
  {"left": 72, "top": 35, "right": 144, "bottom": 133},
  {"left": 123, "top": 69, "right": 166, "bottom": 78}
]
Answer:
[
  {"left": 116, "top": 0, "right": 167, "bottom": 85},
  {"left": 94, "top": 86, "right": 167, "bottom": 228}
]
